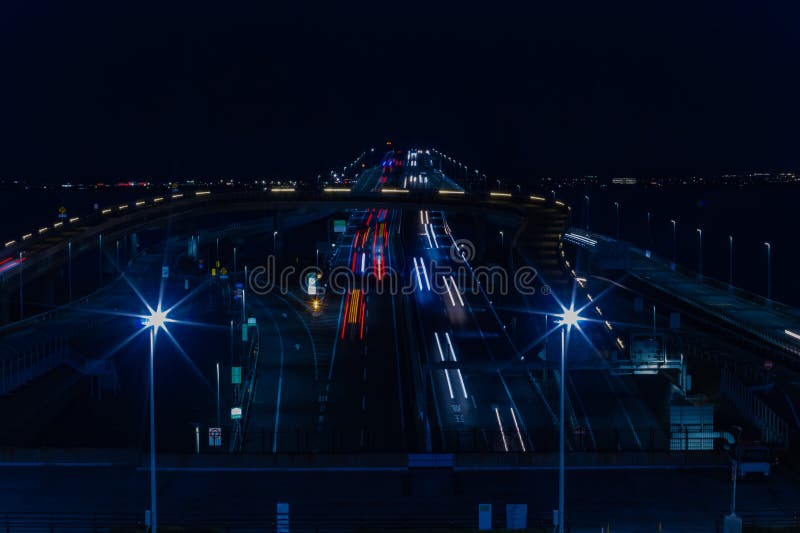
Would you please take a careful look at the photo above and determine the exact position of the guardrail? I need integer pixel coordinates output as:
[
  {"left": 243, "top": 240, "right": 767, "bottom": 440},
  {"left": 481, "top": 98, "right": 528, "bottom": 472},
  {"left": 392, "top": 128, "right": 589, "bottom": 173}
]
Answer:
[
  {"left": 2, "top": 507, "right": 796, "bottom": 531},
  {"left": 2, "top": 187, "right": 569, "bottom": 257},
  {"left": 232, "top": 322, "right": 261, "bottom": 452},
  {"left": 566, "top": 228, "right": 800, "bottom": 362}
]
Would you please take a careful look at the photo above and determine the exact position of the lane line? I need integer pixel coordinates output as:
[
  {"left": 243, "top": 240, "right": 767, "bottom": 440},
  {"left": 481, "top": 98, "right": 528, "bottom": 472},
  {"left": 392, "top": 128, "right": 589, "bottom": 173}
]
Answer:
[{"left": 494, "top": 407, "right": 509, "bottom": 452}]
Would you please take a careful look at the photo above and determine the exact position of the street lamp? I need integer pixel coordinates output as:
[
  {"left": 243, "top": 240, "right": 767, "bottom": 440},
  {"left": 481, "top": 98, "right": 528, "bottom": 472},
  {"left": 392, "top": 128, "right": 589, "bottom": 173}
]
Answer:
[
  {"left": 670, "top": 220, "right": 677, "bottom": 267},
  {"left": 764, "top": 242, "right": 772, "bottom": 302},
  {"left": 728, "top": 236, "right": 734, "bottom": 289},
  {"left": 141, "top": 305, "right": 170, "bottom": 533},
  {"left": 499, "top": 230, "right": 504, "bottom": 249},
  {"left": 696, "top": 228, "right": 703, "bottom": 278},
  {"left": 584, "top": 195, "right": 590, "bottom": 231},
  {"left": 554, "top": 304, "right": 582, "bottom": 533},
  {"left": 646, "top": 212, "right": 652, "bottom": 250},
  {"left": 67, "top": 241, "right": 72, "bottom": 303},
  {"left": 614, "top": 202, "right": 620, "bottom": 240},
  {"left": 18, "top": 251, "right": 23, "bottom": 320},
  {"left": 273, "top": 231, "right": 278, "bottom": 254}
]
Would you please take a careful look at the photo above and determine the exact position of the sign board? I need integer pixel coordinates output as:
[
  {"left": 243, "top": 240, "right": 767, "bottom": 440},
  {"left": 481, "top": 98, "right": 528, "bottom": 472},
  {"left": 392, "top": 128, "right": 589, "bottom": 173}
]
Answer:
[
  {"left": 506, "top": 504, "right": 527, "bottom": 530},
  {"left": 241, "top": 323, "right": 248, "bottom": 341},
  {"left": 208, "top": 427, "right": 222, "bottom": 447},
  {"left": 276, "top": 503, "right": 290, "bottom": 533},
  {"left": 764, "top": 360, "right": 773, "bottom": 370},
  {"left": 231, "top": 366, "right": 242, "bottom": 384},
  {"left": 306, "top": 273, "right": 317, "bottom": 295},
  {"left": 230, "top": 406, "right": 242, "bottom": 420},
  {"left": 478, "top": 503, "right": 492, "bottom": 530},
  {"left": 333, "top": 219, "right": 347, "bottom": 233},
  {"left": 247, "top": 317, "right": 257, "bottom": 326},
  {"left": 161, "top": 266, "right": 169, "bottom": 279}
]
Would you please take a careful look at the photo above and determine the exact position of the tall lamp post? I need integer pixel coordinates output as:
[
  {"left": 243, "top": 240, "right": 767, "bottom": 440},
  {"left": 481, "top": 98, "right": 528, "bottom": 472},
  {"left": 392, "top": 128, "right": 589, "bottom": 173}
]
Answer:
[
  {"left": 555, "top": 306, "right": 580, "bottom": 533},
  {"left": 68, "top": 241, "right": 72, "bottom": 302},
  {"left": 696, "top": 228, "right": 703, "bottom": 278},
  {"left": 764, "top": 242, "right": 772, "bottom": 302},
  {"left": 584, "top": 195, "right": 590, "bottom": 231},
  {"left": 670, "top": 220, "right": 677, "bottom": 268},
  {"left": 18, "top": 251, "right": 23, "bottom": 320},
  {"left": 499, "top": 230, "right": 504, "bottom": 249},
  {"left": 142, "top": 307, "right": 168, "bottom": 533},
  {"left": 614, "top": 201, "right": 620, "bottom": 240},
  {"left": 728, "top": 236, "right": 734, "bottom": 289}
]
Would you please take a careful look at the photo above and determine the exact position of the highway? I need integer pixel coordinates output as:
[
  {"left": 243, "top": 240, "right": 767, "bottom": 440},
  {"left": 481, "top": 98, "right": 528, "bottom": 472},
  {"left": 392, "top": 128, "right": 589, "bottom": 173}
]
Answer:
[
  {"left": 2, "top": 146, "right": 800, "bottom": 530},
  {"left": 0, "top": 149, "right": 679, "bottom": 455}
]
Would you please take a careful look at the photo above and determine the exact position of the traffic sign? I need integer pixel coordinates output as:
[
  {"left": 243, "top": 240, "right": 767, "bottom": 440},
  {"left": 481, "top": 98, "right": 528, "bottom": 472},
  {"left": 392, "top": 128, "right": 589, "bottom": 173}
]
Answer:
[
  {"left": 208, "top": 427, "right": 222, "bottom": 447},
  {"left": 231, "top": 366, "right": 242, "bottom": 384},
  {"left": 478, "top": 504, "right": 492, "bottom": 530},
  {"left": 764, "top": 360, "right": 773, "bottom": 371},
  {"left": 230, "top": 407, "right": 242, "bottom": 420},
  {"left": 161, "top": 266, "right": 169, "bottom": 279},
  {"left": 276, "top": 503, "right": 290, "bottom": 533}
]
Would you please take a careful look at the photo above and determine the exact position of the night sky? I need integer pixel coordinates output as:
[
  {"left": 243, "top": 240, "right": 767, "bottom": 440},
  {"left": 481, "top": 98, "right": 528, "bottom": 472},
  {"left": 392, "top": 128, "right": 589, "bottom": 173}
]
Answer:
[{"left": 2, "top": 1, "right": 799, "bottom": 182}]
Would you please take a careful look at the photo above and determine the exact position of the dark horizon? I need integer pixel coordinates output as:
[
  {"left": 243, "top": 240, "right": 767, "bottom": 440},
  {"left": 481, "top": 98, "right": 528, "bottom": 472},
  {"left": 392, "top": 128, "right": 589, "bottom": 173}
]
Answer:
[{"left": 2, "top": 2, "right": 800, "bottom": 182}]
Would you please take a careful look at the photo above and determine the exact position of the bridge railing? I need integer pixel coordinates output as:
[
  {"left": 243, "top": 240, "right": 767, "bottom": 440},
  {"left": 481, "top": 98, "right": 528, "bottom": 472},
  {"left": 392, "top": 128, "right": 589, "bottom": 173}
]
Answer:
[{"left": 568, "top": 227, "right": 800, "bottom": 360}]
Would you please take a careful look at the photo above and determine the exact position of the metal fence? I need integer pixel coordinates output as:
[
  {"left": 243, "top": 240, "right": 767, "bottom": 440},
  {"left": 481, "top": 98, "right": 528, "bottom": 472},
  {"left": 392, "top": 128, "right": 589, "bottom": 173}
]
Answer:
[
  {"left": 209, "top": 426, "right": 693, "bottom": 455},
  {"left": 1, "top": 508, "right": 798, "bottom": 532}
]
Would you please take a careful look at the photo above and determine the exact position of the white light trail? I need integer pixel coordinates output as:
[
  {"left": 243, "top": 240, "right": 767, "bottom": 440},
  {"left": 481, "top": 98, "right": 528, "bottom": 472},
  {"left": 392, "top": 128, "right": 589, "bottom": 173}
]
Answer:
[
  {"left": 786, "top": 329, "right": 800, "bottom": 341},
  {"left": 434, "top": 332, "right": 454, "bottom": 399},
  {"left": 509, "top": 407, "right": 526, "bottom": 451},
  {"left": 423, "top": 224, "right": 433, "bottom": 248},
  {"left": 444, "top": 333, "right": 468, "bottom": 399},
  {"left": 419, "top": 257, "right": 431, "bottom": 290},
  {"left": 494, "top": 407, "right": 509, "bottom": 452},
  {"left": 413, "top": 257, "right": 423, "bottom": 291},
  {"left": 428, "top": 224, "right": 438, "bottom": 248},
  {"left": 449, "top": 276, "right": 464, "bottom": 306},
  {"left": 360, "top": 252, "right": 366, "bottom": 274},
  {"left": 443, "top": 275, "right": 456, "bottom": 306}
]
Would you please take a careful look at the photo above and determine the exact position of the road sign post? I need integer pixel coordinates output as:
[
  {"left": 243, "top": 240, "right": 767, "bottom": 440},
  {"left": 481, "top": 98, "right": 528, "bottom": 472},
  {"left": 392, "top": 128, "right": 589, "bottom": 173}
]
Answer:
[{"left": 208, "top": 427, "right": 222, "bottom": 447}]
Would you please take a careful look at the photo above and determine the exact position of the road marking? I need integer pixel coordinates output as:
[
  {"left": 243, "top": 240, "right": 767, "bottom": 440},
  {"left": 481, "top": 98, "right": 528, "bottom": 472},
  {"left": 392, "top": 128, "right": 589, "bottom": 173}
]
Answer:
[
  {"left": 434, "top": 332, "right": 454, "bottom": 399},
  {"left": 494, "top": 407, "right": 509, "bottom": 452},
  {"left": 444, "top": 332, "right": 468, "bottom": 399},
  {"left": 510, "top": 407, "right": 526, "bottom": 452}
]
